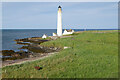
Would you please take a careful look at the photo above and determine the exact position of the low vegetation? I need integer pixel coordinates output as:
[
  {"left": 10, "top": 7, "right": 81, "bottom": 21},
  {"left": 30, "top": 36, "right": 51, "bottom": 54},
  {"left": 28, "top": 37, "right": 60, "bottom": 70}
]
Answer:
[{"left": 2, "top": 30, "right": 118, "bottom": 78}]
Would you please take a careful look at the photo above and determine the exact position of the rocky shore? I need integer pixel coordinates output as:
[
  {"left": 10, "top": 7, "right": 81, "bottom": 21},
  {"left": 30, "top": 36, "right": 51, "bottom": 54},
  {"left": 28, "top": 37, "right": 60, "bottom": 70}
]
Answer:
[
  {"left": 1, "top": 37, "right": 61, "bottom": 67},
  {"left": 2, "top": 52, "right": 58, "bottom": 67}
]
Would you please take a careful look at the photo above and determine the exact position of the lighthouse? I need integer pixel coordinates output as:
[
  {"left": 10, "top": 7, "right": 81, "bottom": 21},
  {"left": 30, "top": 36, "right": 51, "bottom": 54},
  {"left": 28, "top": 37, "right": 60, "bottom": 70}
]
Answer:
[{"left": 57, "top": 6, "right": 62, "bottom": 36}]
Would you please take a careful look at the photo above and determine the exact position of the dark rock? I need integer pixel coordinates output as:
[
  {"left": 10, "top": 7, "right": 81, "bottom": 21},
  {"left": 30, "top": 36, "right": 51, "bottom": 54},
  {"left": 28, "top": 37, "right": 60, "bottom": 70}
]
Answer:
[
  {"left": 2, "top": 50, "right": 15, "bottom": 56},
  {"left": 87, "top": 40, "right": 91, "bottom": 42},
  {"left": 34, "top": 66, "right": 43, "bottom": 70}
]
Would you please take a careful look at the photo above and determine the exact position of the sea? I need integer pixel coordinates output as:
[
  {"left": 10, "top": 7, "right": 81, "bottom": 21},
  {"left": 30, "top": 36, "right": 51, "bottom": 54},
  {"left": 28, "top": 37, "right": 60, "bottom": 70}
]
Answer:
[{"left": 0, "top": 29, "right": 117, "bottom": 51}]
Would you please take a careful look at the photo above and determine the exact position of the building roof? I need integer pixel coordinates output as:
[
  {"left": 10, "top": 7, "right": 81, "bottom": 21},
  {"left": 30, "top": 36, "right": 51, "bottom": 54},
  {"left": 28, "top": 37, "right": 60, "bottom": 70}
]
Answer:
[
  {"left": 42, "top": 34, "right": 48, "bottom": 37},
  {"left": 65, "top": 29, "right": 73, "bottom": 32}
]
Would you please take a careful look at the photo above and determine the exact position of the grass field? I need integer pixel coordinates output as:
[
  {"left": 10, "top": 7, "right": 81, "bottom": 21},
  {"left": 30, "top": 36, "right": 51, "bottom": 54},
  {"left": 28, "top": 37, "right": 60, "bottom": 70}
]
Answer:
[{"left": 2, "top": 30, "right": 118, "bottom": 78}]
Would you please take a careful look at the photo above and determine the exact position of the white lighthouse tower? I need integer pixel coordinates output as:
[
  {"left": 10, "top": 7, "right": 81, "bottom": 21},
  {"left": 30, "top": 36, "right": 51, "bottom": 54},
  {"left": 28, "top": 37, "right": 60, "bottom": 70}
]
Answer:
[{"left": 57, "top": 6, "right": 62, "bottom": 36}]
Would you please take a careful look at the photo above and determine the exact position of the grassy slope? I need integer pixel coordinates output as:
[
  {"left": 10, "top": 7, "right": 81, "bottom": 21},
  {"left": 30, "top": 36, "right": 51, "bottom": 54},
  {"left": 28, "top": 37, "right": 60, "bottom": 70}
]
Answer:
[{"left": 2, "top": 31, "right": 118, "bottom": 78}]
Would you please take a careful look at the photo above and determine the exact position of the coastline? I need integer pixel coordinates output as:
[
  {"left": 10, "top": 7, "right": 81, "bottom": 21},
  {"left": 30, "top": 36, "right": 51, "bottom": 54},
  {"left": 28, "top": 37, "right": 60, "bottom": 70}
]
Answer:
[
  {"left": 2, "top": 52, "right": 58, "bottom": 67},
  {"left": 1, "top": 30, "right": 118, "bottom": 67},
  {"left": 2, "top": 35, "right": 72, "bottom": 67},
  {"left": 2, "top": 30, "right": 118, "bottom": 78}
]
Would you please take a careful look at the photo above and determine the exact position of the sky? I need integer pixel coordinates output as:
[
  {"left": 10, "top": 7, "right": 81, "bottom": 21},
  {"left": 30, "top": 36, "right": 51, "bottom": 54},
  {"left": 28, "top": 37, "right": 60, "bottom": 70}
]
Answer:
[{"left": 2, "top": 2, "right": 118, "bottom": 29}]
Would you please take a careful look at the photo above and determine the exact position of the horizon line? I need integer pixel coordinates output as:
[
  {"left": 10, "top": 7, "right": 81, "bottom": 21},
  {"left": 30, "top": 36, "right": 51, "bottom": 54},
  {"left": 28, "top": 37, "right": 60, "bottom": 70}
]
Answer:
[{"left": 1, "top": 28, "right": 118, "bottom": 30}]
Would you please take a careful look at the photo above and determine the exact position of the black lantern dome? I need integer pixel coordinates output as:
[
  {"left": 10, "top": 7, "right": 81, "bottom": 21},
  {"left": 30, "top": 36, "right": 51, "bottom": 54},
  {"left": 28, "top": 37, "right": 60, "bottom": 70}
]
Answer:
[{"left": 58, "top": 6, "right": 61, "bottom": 8}]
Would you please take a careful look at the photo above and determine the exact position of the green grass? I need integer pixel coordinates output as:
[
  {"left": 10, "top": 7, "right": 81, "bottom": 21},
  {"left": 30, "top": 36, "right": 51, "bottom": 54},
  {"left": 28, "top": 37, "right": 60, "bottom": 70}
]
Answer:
[{"left": 2, "top": 30, "right": 118, "bottom": 78}]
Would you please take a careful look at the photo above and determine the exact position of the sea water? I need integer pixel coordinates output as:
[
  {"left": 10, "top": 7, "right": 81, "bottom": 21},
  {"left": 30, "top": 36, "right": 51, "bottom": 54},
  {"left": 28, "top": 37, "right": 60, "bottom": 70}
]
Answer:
[{"left": 1, "top": 29, "right": 116, "bottom": 51}]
